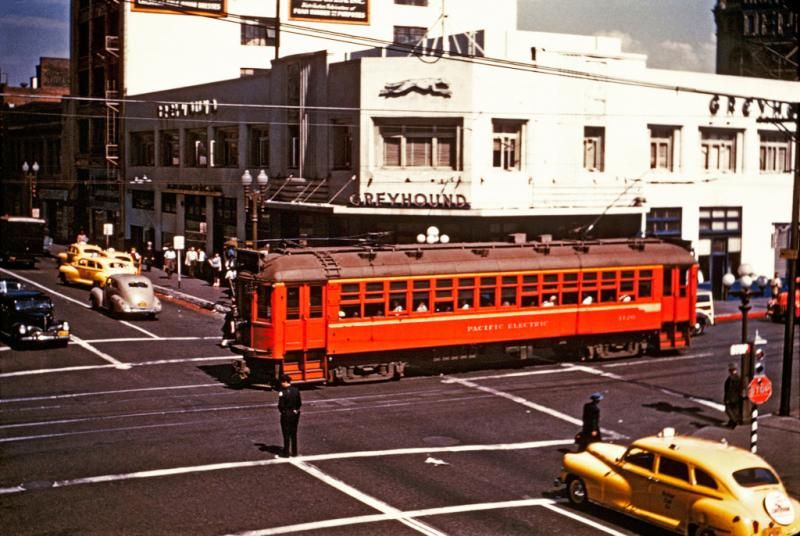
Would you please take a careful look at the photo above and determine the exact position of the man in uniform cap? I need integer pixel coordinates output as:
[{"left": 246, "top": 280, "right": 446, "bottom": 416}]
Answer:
[
  {"left": 578, "top": 392, "right": 603, "bottom": 451},
  {"left": 724, "top": 362, "right": 742, "bottom": 428},
  {"left": 277, "top": 374, "right": 302, "bottom": 457}
]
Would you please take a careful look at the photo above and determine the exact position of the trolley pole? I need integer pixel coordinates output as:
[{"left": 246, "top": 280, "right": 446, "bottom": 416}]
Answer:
[{"left": 779, "top": 101, "right": 799, "bottom": 417}]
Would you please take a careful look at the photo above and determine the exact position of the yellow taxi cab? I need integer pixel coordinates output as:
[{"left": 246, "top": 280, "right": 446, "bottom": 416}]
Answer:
[
  {"left": 558, "top": 428, "right": 800, "bottom": 535},
  {"left": 57, "top": 243, "right": 104, "bottom": 266},
  {"left": 58, "top": 254, "right": 137, "bottom": 287}
]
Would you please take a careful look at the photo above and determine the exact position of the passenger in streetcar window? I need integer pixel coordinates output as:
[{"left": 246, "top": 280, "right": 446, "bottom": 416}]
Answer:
[
  {"left": 619, "top": 294, "right": 632, "bottom": 303},
  {"left": 581, "top": 295, "right": 593, "bottom": 305},
  {"left": 460, "top": 301, "right": 471, "bottom": 310},
  {"left": 542, "top": 295, "right": 557, "bottom": 307},
  {"left": 415, "top": 301, "right": 428, "bottom": 312},
  {"left": 392, "top": 301, "right": 404, "bottom": 313}
]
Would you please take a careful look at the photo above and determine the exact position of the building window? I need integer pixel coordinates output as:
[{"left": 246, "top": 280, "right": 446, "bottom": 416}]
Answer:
[
  {"left": 332, "top": 122, "right": 353, "bottom": 170},
  {"left": 186, "top": 128, "right": 208, "bottom": 167},
  {"left": 288, "top": 125, "right": 300, "bottom": 168},
  {"left": 394, "top": 26, "right": 426, "bottom": 45},
  {"left": 395, "top": 0, "right": 428, "bottom": 4},
  {"left": 250, "top": 126, "right": 270, "bottom": 167},
  {"left": 759, "top": 131, "right": 791, "bottom": 173},
  {"left": 131, "top": 190, "right": 154, "bottom": 210},
  {"left": 699, "top": 207, "right": 741, "bottom": 236},
  {"left": 160, "top": 130, "right": 180, "bottom": 167},
  {"left": 492, "top": 120, "right": 523, "bottom": 170},
  {"left": 130, "top": 131, "right": 155, "bottom": 166},
  {"left": 701, "top": 129, "right": 736, "bottom": 172},
  {"left": 649, "top": 125, "right": 677, "bottom": 171},
  {"left": 214, "top": 197, "right": 237, "bottom": 225},
  {"left": 646, "top": 207, "right": 682, "bottom": 237},
  {"left": 379, "top": 121, "right": 460, "bottom": 170},
  {"left": 214, "top": 127, "right": 239, "bottom": 168},
  {"left": 162, "top": 192, "right": 176, "bottom": 214},
  {"left": 241, "top": 19, "right": 276, "bottom": 46},
  {"left": 583, "top": 126, "right": 605, "bottom": 171}
]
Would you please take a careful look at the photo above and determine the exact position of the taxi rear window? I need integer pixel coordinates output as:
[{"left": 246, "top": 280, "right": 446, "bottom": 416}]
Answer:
[{"left": 732, "top": 467, "right": 779, "bottom": 487}]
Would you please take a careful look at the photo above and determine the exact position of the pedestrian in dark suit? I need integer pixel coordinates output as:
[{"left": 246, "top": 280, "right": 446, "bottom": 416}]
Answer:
[
  {"left": 578, "top": 392, "right": 603, "bottom": 451},
  {"left": 724, "top": 362, "right": 742, "bottom": 428},
  {"left": 277, "top": 374, "right": 302, "bottom": 457}
]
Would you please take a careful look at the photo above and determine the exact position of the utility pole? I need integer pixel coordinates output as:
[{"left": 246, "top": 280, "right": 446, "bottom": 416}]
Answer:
[{"left": 778, "top": 39, "right": 800, "bottom": 416}]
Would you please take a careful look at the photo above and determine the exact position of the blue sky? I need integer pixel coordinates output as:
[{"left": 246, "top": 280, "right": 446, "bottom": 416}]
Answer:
[{"left": 0, "top": 0, "right": 717, "bottom": 87}]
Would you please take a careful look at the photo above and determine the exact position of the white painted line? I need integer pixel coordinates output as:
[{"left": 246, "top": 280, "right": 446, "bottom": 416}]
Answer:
[
  {"left": 601, "top": 352, "right": 714, "bottom": 368},
  {"left": 119, "top": 320, "right": 159, "bottom": 339},
  {"left": 291, "top": 460, "right": 447, "bottom": 536},
  {"left": 441, "top": 366, "right": 582, "bottom": 382},
  {"left": 0, "top": 355, "right": 234, "bottom": 378},
  {"left": 540, "top": 502, "right": 627, "bottom": 536},
  {"left": 444, "top": 376, "right": 627, "bottom": 441},
  {"left": 0, "top": 438, "right": 573, "bottom": 495},
  {"left": 0, "top": 383, "right": 221, "bottom": 404},
  {"left": 0, "top": 268, "right": 91, "bottom": 309},
  {"left": 81, "top": 336, "right": 220, "bottom": 344},
  {"left": 69, "top": 335, "right": 130, "bottom": 369},
  {"left": 227, "top": 498, "right": 629, "bottom": 536},
  {"left": 564, "top": 364, "right": 625, "bottom": 381}
]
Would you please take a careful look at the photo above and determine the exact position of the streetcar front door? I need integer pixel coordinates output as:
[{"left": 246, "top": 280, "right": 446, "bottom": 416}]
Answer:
[{"left": 283, "top": 284, "right": 325, "bottom": 352}]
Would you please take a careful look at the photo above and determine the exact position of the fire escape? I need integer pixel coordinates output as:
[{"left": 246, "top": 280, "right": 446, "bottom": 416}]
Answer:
[{"left": 103, "top": 34, "right": 120, "bottom": 181}]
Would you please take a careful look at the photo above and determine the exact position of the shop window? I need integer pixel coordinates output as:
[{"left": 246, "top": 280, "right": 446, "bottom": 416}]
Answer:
[
  {"left": 759, "top": 131, "right": 791, "bottom": 173},
  {"left": 132, "top": 190, "right": 154, "bottom": 210},
  {"left": 646, "top": 207, "right": 682, "bottom": 237},
  {"left": 332, "top": 123, "right": 353, "bottom": 170},
  {"left": 130, "top": 131, "right": 155, "bottom": 166},
  {"left": 649, "top": 125, "right": 677, "bottom": 171},
  {"left": 699, "top": 207, "right": 741, "bottom": 236},
  {"left": 700, "top": 128, "right": 737, "bottom": 172},
  {"left": 162, "top": 192, "right": 177, "bottom": 214},
  {"left": 186, "top": 128, "right": 208, "bottom": 167},
  {"left": 493, "top": 120, "right": 523, "bottom": 170},
  {"left": 583, "top": 126, "right": 605, "bottom": 171}
]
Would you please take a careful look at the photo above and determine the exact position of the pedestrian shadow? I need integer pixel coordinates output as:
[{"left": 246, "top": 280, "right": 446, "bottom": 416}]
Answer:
[
  {"left": 254, "top": 443, "right": 284, "bottom": 455},
  {"left": 642, "top": 401, "right": 720, "bottom": 426}
]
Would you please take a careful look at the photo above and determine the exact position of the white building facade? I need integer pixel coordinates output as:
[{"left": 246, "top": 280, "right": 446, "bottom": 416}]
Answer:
[{"left": 123, "top": 29, "right": 798, "bottom": 297}]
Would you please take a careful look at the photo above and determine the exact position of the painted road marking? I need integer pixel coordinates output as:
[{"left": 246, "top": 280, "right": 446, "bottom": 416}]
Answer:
[
  {"left": 290, "top": 459, "right": 446, "bottom": 536},
  {"left": 0, "top": 355, "right": 234, "bottom": 379},
  {"left": 443, "top": 376, "right": 627, "bottom": 441},
  {"left": 119, "top": 320, "right": 159, "bottom": 338},
  {"left": 0, "top": 268, "right": 91, "bottom": 309},
  {"left": 228, "top": 497, "right": 627, "bottom": 536},
  {"left": 69, "top": 335, "right": 130, "bottom": 369},
  {"left": 0, "top": 438, "right": 573, "bottom": 495},
  {"left": 0, "top": 383, "right": 222, "bottom": 404}
]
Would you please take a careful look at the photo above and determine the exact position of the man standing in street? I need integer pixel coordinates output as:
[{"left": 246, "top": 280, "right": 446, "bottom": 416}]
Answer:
[
  {"left": 578, "top": 392, "right": 603, "bottom": 451},
  {"left": 724, "top": 362, "right": 743, "bottom": 428},
  {"left": 277, "top": 374, "right": 301, "bottom": 457}
]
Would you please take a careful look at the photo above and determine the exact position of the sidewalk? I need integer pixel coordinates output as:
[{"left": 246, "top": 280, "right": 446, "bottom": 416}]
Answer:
[
  {"left": 714, "top": 295, "right": 770, "bottom": 323},
  {"left": 146, "top": 264, "right": 233, "bottom": 314}
]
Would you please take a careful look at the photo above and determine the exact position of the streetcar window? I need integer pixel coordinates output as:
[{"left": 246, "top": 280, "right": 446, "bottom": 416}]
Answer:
[
  {"left": 602, "top": 271, "right": 616, "bottom": 281},
  {"left": 583, "top": 272, "right": 597, "bottom": 281},
  {"left": 366, "top": 282, "right": 384, "bottom": 292},
  {"left": 390, "top": 280, "right": 407, "bottom": 291},
  {"left": 678, "top": 267, "right": 689, "bottom": 297},
  {"left": 479, "top": 277, "right": 496, "bottom": 307},
  {"left": 364, "top": 281, "right": 385, "bottom": 317},
  {"left": 342, "top": 283, "right": 359, "bottom": 294},
  {"left": 564, "top": 272, "right": 578, "bottom": 282},
  {"left": 522, "top": 275, "right": 538, "bottom": 284},
  {"left": 287, "top": 287, "right": 301, "bottom": 320},
  {"left": 502, "top": 276, "right": 517, "bottom": 285},
  {"left": 501, "top": 286, "right": 517, "bottom": 306},
  {"left": 639, "top": 279, "right": 652, "bottom": 299},
  {"left": 436, "top": 279, "right": 452, "bottom": 288},
  {"left": 309, "top": 285, "right": 323, "bottom": 318},
  {"left": 412, "top": 291, "right": 430, "bottom": 312},
  {"left": 434, "top": 288, "right": 454, "bottom": 312},
  {"left": 340, "top": 305, "right": 360, "bottom": 319},
  {"left": 256, "top": 285, "right": 272, "bottom": 321},
  {"left": 458, "top": 288, "right": 474, "bottom": 309},
  {"left": 663, "top": 267, "right": 673, "bottom": 297},
  {"left": 364, "top": 302, "right": 384, "bottom": 317},
  {"left": 543, "top": 273, "right": 558, "bottom": 283},
  {"left": 600, "top": 289, "right": 617, "bottom": 302},
  {"left": 458, "top": 277, "right": 475, "bottom": 287},
  {"left": 413, "top": 280, "right": 430, "bottom": 290},
  {"left": 390, "top": 293, "right": 407, "bottom": 313}
]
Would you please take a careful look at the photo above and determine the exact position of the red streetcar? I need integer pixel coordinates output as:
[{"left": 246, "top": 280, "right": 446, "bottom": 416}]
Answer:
[{"left": 230, "top": 238, "right": 697, "bottom": 385}]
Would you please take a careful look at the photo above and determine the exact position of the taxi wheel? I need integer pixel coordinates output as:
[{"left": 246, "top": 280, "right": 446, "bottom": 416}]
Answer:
[
  {"left": 695, "top": 527, "right": 715, "bottom": 536},
  {"left": 567, "top": 476, "right": 588, "bottom": 506}
]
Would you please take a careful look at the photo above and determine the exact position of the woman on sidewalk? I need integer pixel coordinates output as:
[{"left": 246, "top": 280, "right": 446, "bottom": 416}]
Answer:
[{"left": 209, "top": 253, "right": 222, "bottom": 287}]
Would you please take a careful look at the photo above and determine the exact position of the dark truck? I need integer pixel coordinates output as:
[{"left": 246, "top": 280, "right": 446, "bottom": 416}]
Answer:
[{"left": 0, "top": 215, "right": 47, "bottom": 267}]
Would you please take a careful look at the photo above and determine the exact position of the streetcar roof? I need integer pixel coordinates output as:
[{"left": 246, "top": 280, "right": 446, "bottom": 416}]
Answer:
[{"left": 245, "top": 238, "right": 695, "bottom": 284}]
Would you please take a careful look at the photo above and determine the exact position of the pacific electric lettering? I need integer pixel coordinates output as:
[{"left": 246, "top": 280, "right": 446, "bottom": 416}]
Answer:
[{"left": 349, "top": 192, "right": 470, "bottom": 209}]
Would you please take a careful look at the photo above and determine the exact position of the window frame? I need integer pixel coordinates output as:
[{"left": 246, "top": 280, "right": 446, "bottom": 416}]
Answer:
[
  {"left": 759, "top": 131, "right": 791, "bottom": 173},
  {"left": 583, "top": 126, "right": 605, "bottom": 172},
  {"left": 493, "top": 119, "right": 524, "bottom": 170},
  {"left": 378, "top": 121, "right": 461, "bottom": 170},
  {"left": 649, "top": 125, "right": 677, "bottom": 171},
  {"left": 700, "top": 128, "right": 737, "bottom": 172}
]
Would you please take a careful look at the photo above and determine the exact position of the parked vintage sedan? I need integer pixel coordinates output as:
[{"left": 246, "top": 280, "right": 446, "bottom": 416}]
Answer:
[
  {"left": 57, "top": 242, "right": 104, "bottom": 265},
  {"left": 90, "top": 274, "right": 160, "bottom": 318},
  {"left": 0, "top": 289, "right": 70, "bottom": 347},
  {"left": 0, "top": 277, "right": 24, "bottom": 294},
  {"left": 558, "top": 429, "right": 800, "bottom": 535},
  {"left": 59, "top": 255, "right": 137, "bottom": 287}
]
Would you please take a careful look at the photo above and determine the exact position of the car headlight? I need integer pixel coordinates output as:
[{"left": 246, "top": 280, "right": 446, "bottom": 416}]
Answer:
[
  {"left": 61, "top": 321, "right": 70, "bottom": 332},
  {"left": 18, "top": 325, "right": 27, "bottom": 334}
]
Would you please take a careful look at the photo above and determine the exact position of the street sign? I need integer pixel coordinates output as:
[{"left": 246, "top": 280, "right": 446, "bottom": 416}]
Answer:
[
  {"left": 748, "top": 376, "right": 773, "bottom": 405},
  {"left": 103, "top": 223, "right": 114, "bottom": 236},
  {"left": 174, "top": 235, "right": 185, "bottom": 250},
  {"left": 730, "top": 343, "right": 749, "bottom": 356}
]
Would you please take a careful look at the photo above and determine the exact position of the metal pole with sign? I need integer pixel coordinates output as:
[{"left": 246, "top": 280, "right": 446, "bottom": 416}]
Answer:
[
  {"left": 174, "top": 235, "right": 185, "bottom": 289},
  {"left": 103, "top": 223, "right": 114, "bottom": 249}
]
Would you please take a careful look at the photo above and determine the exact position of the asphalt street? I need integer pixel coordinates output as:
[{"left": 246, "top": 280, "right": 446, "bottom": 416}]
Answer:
[{"left": 0, "top": 256, "right": 798, "bottom": 535}]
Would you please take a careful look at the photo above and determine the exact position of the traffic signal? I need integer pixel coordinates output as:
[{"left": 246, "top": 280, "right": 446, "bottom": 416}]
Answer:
[
  {"left": 753, "top": 332, "right": 767, "bottom": 376},
  {"left": 31, "top": 179, "right": 37, "bottom": 197}
]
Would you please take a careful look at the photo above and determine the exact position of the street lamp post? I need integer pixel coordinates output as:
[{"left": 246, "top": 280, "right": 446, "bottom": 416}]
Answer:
[
  {"left": 22, "top": 161, "right": 40, "bottom": 217},
  {"left": 722, "top": 263, "right": 759, "bottom": 450},
  {"left": 241, "top": 169, "right": 269, "bottom": 248}
]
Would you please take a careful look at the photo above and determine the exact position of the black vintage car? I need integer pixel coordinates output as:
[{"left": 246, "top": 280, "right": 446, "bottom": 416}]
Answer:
[{"left": 0, "top": 290, "right": 70, "bottom": 348}]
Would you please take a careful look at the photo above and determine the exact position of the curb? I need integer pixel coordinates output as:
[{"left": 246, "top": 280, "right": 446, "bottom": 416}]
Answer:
[
  {"left": 715, "top": 310, "right": 768, "bottom": 323},
  {"left": 153, "top": 286, "right": 231, "bottom": 314}
]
